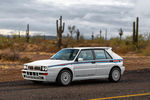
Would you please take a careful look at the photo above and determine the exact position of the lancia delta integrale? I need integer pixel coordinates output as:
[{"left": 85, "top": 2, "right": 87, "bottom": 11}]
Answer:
[{"left": 22, "top": 47, "right": 125, "bottom": 86}]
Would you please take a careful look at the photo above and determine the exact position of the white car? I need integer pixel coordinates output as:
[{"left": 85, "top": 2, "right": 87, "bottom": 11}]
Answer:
[{"left": 22, "top": 47, "right": 125, "bottom": 86}]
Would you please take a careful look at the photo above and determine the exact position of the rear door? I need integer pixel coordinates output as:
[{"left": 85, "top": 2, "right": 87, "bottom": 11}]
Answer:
[
  {"left": 73, "top": 49, "right": 97, "bottom": 78},
  {"left": 93, "top": 49, "right": 113, "bottom": 76}
]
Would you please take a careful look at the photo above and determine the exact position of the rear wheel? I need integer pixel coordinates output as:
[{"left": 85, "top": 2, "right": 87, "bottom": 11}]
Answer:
[
  {"left": 57, "top": 70, "right": 72, "bottom": 86},
  {"left": 109, "top": 67, "right": 121, "bottom": 82}
]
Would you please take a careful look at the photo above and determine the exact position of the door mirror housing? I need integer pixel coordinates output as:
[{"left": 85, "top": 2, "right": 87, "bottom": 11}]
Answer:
[{"left": 78, "top": 58, "right": 83, "bottom": 62}]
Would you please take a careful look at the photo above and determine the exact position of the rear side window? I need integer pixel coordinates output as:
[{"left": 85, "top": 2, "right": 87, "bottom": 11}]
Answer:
[
  {"left": 94, "top": 50, "right": 106, "bottom": 59},
  {"left": 105, "top": 52, "right": 112, "bottom": 59},
  {"left": 78, "top": 50, "right": 94, "bottom": 60}
]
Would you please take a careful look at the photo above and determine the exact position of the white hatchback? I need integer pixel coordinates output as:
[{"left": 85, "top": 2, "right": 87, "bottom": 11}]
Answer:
[{"left": 22, "top": 47, "right": 125, "bottom": 86}]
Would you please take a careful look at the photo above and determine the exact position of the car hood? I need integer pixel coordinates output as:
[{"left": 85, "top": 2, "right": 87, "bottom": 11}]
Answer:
[{"left": 25, "top": 59, "right": 73, "bottom": 67}]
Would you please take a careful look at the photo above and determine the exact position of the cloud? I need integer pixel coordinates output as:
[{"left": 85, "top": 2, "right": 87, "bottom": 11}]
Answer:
[{"left": 0, "top": 0, "right": 149, "bottom": 38}]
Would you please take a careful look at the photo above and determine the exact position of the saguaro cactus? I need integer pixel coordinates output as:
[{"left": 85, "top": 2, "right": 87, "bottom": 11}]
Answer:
[
  {"left": 132, "top": 17, "right": 139, "bottom": 44},
  {"left": 76, "top": 29, "right": 80, "bottom": 42},
  {"left": 26, "top": 24, "right": 30, "bottom": 43},
  {"left": 119, "top": 28, "right": 123, "bottom": 40},
  {"left": 91, "top": 32, "right": 94, "bottom": 40},
  {"left": 133, "top": 21, "right": 136, "bottom": 43},
  {"left": 56, "top": 16, "right": 65, "bottom": 49},
  {"left": 105, "top": 29, "right": 107, "bottom": 40},
  {"left": 100, "top": 30, "right": 102, "bottom": 38},
  {"left": 135, "top": 17, "right": 139, "bottom": 43}
]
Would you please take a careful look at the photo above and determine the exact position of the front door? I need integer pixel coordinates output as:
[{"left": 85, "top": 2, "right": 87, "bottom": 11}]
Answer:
[{"left": 74, "top": 50, "right": 97, "bottom": 78}]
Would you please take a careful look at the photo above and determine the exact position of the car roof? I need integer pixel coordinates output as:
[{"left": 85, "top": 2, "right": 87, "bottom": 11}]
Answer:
[{"left": 64, "top": 47, "right": 112, "bottom": 50}]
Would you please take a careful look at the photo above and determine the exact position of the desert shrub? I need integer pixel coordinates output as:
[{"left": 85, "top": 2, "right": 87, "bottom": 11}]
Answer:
[
  {"left": 0, "top": 49, "right": 20, "bottom": 61},
  {"left": 0, "top": 48, "right": 31, "bottom": 62},
  {"left": 109, "top": 37, "right": 120, "bottom": 46},
  {"left": 141, "top": 46, "right": 150, "bottom": 56},
  {"left": 20, "top": 56, "right": 31, "bottom": 63}
]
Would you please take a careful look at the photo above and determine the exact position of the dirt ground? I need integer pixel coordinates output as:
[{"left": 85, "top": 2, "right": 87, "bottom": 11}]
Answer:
[{"left": 0, "top": 52, "right": 150, "bottom": 82}]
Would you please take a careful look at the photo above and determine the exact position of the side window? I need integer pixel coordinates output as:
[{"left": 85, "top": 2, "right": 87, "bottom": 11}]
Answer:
[
  {"left": 94, "top": 50, "right": 106, "bottom": 59},
  {"left": 78, "top": 50, "right": 94, "bottom": 60},
  {"left": 105, "top": 51, "right": 112, "bottom": 59}
]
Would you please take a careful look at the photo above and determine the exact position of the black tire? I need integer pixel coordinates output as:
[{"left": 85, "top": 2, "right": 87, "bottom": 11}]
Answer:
[
  {"left": 109, "top": 67, "right": 121, "bottom": 82},
  {"left": 57, "top": 70, "right": 72, "bottom": 86}
]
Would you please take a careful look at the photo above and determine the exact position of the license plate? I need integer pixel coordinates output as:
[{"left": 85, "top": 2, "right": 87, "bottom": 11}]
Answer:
[{"left": 24, "top": 75, "right": 44, "bottom": 79}]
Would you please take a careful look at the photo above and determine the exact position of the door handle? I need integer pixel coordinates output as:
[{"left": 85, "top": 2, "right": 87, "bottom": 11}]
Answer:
[{"left": 91, "top": 61, "right": 96, "bottom": 64}]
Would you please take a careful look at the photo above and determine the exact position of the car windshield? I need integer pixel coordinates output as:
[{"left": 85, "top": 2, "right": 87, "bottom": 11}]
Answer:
[{"left": 51, "top": 49, "right": 79, "bottom": 60}]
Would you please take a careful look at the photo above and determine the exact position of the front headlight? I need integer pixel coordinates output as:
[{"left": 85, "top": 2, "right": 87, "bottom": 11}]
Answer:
[
  {"left": 41, "top": 66, "right": 48, "bottom": 71},
  {"left": 24, "top": 65, "right": 28, "bottom": 70}
]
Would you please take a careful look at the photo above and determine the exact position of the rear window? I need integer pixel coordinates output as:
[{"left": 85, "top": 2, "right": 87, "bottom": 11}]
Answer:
[
  {"left": 94, "top": 50, "right": 106, "bottom": 59},
  {"left": 105, "top": 51, "right": 112, "bottom": 59},
  {"left": 94, "top": 50, "right": 112, "bottom": 59}
]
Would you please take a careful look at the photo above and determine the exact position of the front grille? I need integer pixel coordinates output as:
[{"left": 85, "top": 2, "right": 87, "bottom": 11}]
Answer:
[
  {"left": 28, "top": 66, "right": 33, "bottom": 70},
  {"left": 27, "top": 72, "right": 39, "bottom": 76},
  {"left": 34, "top": 66, "right": 41, "bottom": 70},
  {"left": 27, "top": 66, "right": 41, "bottom": 71}
]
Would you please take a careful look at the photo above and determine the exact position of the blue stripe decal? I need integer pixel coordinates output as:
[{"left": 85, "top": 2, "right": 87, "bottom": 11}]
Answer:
[{"left": 48, "top": 59, "right": 123, "bottom": 68}]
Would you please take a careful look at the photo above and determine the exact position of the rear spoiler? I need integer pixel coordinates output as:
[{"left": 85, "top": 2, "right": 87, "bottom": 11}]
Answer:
[{"left": 103, "top": 47, "right": 112, "bottom": 50}]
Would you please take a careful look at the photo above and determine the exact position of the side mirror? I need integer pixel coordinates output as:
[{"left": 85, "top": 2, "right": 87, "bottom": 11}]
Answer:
[{"left": 78, "top": 58, "right": 83, "bottom": 62}]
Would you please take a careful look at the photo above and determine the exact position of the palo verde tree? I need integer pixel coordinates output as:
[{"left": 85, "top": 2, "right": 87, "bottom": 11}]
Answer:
[
  {"left": 56, "top": 16, "right": 65, "bottom": 49},
  {"left": 68, "top": 25, "right": 76, "bottom": 39}
]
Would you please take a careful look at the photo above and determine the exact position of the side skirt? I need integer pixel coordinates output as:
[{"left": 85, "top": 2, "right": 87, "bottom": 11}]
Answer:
[{"left": 72, "top": 75, "right": 109, "bottom": 81}]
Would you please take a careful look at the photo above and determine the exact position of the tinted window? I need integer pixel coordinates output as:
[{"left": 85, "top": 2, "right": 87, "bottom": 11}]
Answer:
[
  {"left": 78, "top": 50, "right": 94, "bottom": 60},
  {"left": 51, "top": 49, "right": 79, "bottom": 60},
  {"left": 94, "top": 50, "right": 106, "bottom": 59},
  {"left": 105, "top": 52, "right": 112, "bottom": 59}
]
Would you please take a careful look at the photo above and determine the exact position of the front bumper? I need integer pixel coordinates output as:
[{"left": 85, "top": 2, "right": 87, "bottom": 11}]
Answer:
[{"left": 22, "top": 70, "right": 48, "bottom": 81}]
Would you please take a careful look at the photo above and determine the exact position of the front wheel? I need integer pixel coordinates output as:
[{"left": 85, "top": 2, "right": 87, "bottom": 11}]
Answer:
[
  {"left": 57, "top": 70, "right": 72, "bottom": 86},
  {"left": 109, "top": 67, "right": 121, "bottom": 82}
]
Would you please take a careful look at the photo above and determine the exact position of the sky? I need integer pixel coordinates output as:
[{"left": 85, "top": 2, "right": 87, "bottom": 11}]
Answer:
[{"left": 0, "top": 0, "right": 150, "bottom": 38}]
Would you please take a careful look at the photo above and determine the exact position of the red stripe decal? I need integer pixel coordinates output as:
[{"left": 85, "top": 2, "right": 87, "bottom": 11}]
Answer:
[
  {"left": 113, "top": 60, "right": 119, "bottom": 62},
  {"left": 60, "top": 64, "right": 67, "bottom": 66}
]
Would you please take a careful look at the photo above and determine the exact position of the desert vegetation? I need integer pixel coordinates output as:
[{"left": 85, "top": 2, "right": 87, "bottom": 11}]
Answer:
[{"left": 0, "top": 16, "right": 150, "bottom": 63}]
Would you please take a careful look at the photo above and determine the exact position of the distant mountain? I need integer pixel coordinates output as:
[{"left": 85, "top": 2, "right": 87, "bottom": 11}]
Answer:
[
  {"left": 0, "top": 34, "right": 57, "bottom": 40},
  {"left": 40, "top": 35, "right": 57, "bottom": 40}
]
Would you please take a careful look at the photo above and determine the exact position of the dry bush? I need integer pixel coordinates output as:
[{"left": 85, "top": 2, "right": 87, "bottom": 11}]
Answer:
[
  {"left": 0, "top": 48, "right": 31, "bottom": 62},
  {"left": 0, "top": 49, "right": 20, "bottom": 61},
  {"left": 20, "top": 56, "right": 31, "bottom": 63},
  {"left": 142, "top": 47, "right": 150, "bottom": 56}
]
